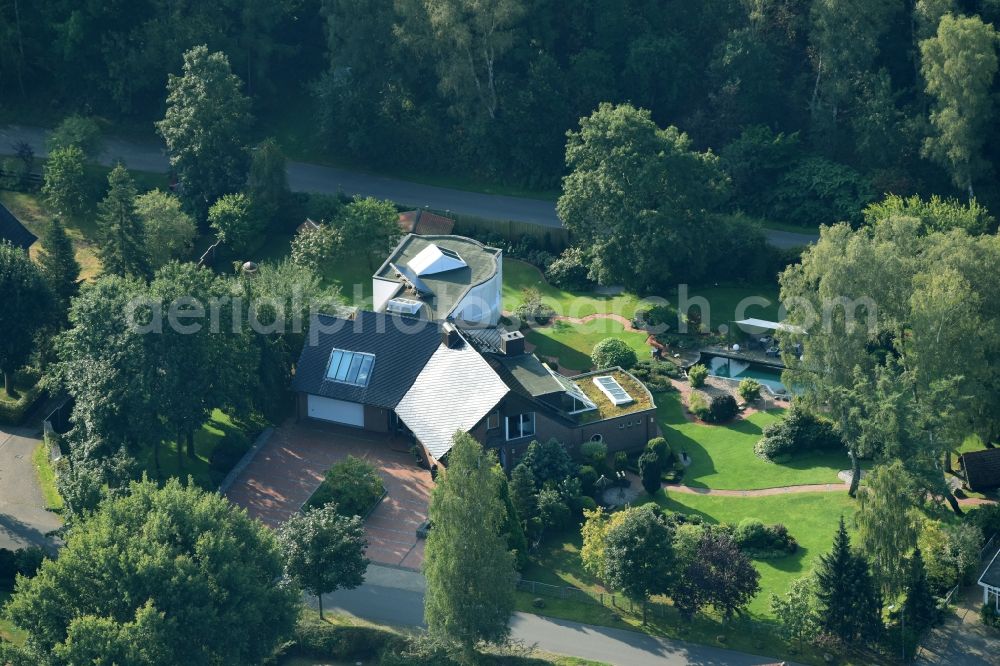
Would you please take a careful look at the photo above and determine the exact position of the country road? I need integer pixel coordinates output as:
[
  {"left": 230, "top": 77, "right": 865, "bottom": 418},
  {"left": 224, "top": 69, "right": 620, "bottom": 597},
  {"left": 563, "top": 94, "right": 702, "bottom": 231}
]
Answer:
[
  {"left": 314, "top": 565, "right": 796, "bottom": 666},
  {"left": 0, "top": 124, "right": 818, "bottom": 248}
]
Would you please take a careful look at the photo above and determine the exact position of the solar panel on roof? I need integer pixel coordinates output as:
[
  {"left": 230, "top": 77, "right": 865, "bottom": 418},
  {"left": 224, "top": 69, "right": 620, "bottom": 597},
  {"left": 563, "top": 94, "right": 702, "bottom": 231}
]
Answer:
[{"left": 592, "top": 375, "right": 634, "bottom": 406}]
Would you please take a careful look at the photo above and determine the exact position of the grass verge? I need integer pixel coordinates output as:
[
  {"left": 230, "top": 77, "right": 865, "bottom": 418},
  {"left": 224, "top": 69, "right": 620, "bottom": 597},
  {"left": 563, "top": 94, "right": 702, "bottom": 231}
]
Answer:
[{"left": 31, "top": 443, "right": 63, "bottom": 513}]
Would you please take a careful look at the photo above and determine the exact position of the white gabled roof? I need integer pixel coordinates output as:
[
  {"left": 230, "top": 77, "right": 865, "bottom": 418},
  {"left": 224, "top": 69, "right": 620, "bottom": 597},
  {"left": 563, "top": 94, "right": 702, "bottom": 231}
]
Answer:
[
  {"left": 407, "top": 244, "right": 467, "bottom": 276},
  {"left": 395, "top": 341, "right": 509, "bottom": 459}
]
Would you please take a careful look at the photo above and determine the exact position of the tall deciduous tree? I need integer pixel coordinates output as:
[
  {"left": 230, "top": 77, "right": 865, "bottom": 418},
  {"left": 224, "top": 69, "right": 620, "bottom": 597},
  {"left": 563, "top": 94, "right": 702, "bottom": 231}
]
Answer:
[
  {"left": 37, "top": 218, "right": 80, "bottom": 318},
  {"left": 0, "top": 242, "right": 50, "bottom": 396},
  {"left": 770, "top": 574, "right": 818, "bottom": 651},
  {"left": 424, "top": 433, "right": 514, "bottom": 662},
  {"left": 278, "top": 504, "right": 368, "bottom": 619},
  {"left": 397, "top": 0, "right": 524, "bottom": 122},
  {"left": 157, "top": 45, "right": 252, "bottom": 220},
  {"left": 208, "top": 192, "right": 261, "bottom": 255},
  {"left": 557, "top": 103, "right": 727, "bottom": 292},
  {"left": 134, "top": 190, "right": 197, "bottom": 269},
  {"left": 41, "top": 145, "right": 88, "bottom": 218},
  {"left": 855, "top": 461, "right": 921, "bottom": 598},
  {"left": 6, "top": 479, "right": 299, "bottom": 664},
  {"left": 673, "top": 530, "right": 760, "bottom": 621},
  {"left": 55, "top": 276, "right": 157, "bottom": 454},
  {"left": 920, "top": 14, "right": 999, "bottom": 198},
  {"left": 96, "top": 163, "right": 150, "bottom": 279},
  {"left": 339, "top": 196, "right": 402, "bottom": 270},
  {"left": 601, "top": 504, "right": 675, "bottom": 623}
]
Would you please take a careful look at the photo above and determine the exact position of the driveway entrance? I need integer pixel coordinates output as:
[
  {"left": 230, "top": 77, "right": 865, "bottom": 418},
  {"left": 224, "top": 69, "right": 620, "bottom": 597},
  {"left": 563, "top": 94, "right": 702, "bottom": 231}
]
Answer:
[{"left": 225, "top": 420, "right": 432, "bottom": 570}]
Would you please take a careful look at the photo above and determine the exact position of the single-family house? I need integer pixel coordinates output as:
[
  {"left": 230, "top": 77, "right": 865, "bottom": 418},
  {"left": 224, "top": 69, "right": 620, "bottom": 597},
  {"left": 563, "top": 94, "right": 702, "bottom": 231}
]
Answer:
[{"left": 293, "top": 233, "right": 656, "bottom": 467}]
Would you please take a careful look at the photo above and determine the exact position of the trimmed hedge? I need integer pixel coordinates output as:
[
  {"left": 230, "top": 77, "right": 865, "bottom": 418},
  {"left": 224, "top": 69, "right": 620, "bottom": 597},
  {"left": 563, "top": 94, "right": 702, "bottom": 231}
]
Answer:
[
  {"left": 284, "top": 620, "right": 404, "bottom": 661},
  {"left": 630, "top": 358, "right": 680, "bottom": 391},
  {"left": 305, "top": 455, "right": 386, "bottom": 517},
  {"left": 0, "top": 383, "right": 44, "bottom": 426},
  {"left": 732, "top": 518, "right": 798, "bottom": 558}
]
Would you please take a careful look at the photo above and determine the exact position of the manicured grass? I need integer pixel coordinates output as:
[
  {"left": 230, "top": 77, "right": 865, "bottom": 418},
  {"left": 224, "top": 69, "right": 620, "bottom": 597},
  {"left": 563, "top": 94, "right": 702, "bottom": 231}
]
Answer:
[
  {"left": 503, "top": 259, "right": 644, "bottom": 319},
  {"left": 657, "top": 392, "right": 851, "bottom": 490},
  {"left": 31, "top": 443, "right": 64, "bottom": 513},
  {"left": 650, "top": 491, "right": 857, "bottom": 616},
  {"left": 136, "top": 409, "right": 247, "bottom": 490},
  {"left": 525, "top": 319, "right": 650, "bottom": 372},
  {"left": 681, "top": 284, "right": 781, "bottom": 331},
  {"left": 0, "top": 190, "right": 102, "bottom": 280}
]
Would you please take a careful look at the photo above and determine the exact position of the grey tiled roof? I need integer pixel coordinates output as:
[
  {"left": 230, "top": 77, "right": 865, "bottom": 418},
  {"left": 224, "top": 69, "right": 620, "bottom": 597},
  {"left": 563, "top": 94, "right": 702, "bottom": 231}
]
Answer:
[
  {"left": 0, "top": 203, "right": 36, "bottom": 251},
  {"left": 396, "top": 337, "right": 509, "bottom": 459},
  {"left": 962, "top": 448, "right": 1000, "bottom": 492},
  {"left": 292, "top": 311, "right": 442, "bottom": 408}
]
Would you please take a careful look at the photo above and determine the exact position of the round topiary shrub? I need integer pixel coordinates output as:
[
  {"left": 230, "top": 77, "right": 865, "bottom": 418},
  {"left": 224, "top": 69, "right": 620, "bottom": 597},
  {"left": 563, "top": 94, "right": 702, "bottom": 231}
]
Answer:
[
  {"left": 591, "top": 338, "right": 638, "bottom": 370},
  {"left": 646, "top": 437, "right": 671, "bottom": 464},
  {"left": 738, "top": 377, "right": 762, "bottom": 402},
  {"left": 707, "top": 394, "right": 738, "bottom": 423},
  {"left": 687, "top": 363, "right": 708, "bottom": 388}
]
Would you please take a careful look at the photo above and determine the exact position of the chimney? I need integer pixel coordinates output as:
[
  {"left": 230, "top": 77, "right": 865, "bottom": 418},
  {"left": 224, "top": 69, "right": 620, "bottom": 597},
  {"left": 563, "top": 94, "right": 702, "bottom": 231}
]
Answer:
[
  {"left": 500, "top": 329, "right": 525, "bottom": 356},
  {"left": 441, "top": 322, "right": 462, "bottom": 349}
]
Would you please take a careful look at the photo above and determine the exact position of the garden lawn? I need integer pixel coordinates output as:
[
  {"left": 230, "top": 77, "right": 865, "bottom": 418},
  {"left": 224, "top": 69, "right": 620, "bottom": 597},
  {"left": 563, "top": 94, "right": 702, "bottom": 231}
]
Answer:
[
  {"left": 503, "top": 259, "right": 643, "bottom": 320},
  {"left": 525, "top": 319, "right": 650, "bottom": 372},
  {"left": 137, "top": 409, "right": 247, "bottom": 489},
  {"left": 657, "top": 391, "right": 850, "bottom": 490},
  {"left": 0, "top": 190, "right": 102, "bottom": 280},
  {"left": 682, "top": 284, "right": 781, "bottom": 330},
  {"left": 650, "top": 491, "right": 857, "bottom": 617}
]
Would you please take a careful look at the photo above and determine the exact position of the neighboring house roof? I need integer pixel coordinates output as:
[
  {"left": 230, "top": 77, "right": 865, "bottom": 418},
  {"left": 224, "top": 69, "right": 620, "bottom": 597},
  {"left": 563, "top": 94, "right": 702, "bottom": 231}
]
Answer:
[
  {"left": 297, "top": 218, "right": 323, "bottom": 235},
  {"left": 373, "top": 234, "right": 501, "bottom": 321},
  {"left": 398, "top": 210, "right": 455, "bottom": 236},
  {"left": 961, "top": 448, "right": 1000, "bottom": 492},
  {"left": 395, "top": 336, "right": 509, "bottom": 459},
  {"left": 0, "top": 203, "right": 36, "bottom": 251},
  {"left": 292, "top": 311, "right": 442, "bottom": 409},
  {"left": 980, "top": 545, "right": 1000, "bottom": 590}
]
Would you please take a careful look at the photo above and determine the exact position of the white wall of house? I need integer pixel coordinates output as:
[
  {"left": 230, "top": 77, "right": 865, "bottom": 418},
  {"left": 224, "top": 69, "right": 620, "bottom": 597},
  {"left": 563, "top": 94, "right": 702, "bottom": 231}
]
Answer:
[{"left": 452, "top": 257, "right": 503, "bottom": 326}]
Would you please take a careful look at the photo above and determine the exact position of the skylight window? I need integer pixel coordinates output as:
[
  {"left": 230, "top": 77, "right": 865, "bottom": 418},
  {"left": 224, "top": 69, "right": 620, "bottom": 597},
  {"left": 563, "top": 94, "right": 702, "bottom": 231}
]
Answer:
[
  {"left": 407, "top": 244, "right": 468, "bottom": 276},
  {"left": 593, "top": 375, "right": 634, "bottom": 406},
  {"left": 326, "top": 349, "right": 375, "bottom": 387},
  {"left": 386, "top": 297, "right": 423, "bottom": 315}
]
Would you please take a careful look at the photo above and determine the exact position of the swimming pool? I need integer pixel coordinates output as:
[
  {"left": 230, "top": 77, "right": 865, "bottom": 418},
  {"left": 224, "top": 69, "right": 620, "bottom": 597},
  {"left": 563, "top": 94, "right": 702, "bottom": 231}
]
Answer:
[{"left": 701, "top": 353, "right": 788, "bottom": 394}]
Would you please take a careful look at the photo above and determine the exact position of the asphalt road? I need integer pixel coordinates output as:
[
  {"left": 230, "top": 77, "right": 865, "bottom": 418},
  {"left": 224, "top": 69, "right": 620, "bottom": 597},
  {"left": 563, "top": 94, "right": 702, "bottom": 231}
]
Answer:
[
  {"left": 316, "top": 566, "right": 792, "bottom": 666},
  {"left": 0, "top": 124, "right": 818, "bottom": 248},
  {"left": 0, "top": 426, "right": 62, "bottom": 550}
]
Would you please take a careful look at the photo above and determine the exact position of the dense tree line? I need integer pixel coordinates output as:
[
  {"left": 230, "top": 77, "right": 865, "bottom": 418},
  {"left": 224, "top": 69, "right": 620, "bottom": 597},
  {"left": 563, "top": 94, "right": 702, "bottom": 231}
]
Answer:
[{"left": 5, "top": 1, "right": 1000, "bottom": 221}]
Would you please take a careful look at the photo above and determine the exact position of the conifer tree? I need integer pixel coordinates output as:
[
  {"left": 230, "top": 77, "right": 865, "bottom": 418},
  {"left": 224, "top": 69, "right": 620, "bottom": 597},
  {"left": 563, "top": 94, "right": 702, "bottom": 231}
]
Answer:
[
  {"left": 509, "top": 462, "right": 537, "bottom": 524},
  {"left": 97, "top": 164, "right": 150, "bottom": 279},
  {"left": 903, "top": 547, "right": 938, "bottom": 632},
  {"left": 816, "top": 516, "right": 882, "bottom": 642},
  {"left": 38, "top": 218, "right": 80, "bottom": 317}
]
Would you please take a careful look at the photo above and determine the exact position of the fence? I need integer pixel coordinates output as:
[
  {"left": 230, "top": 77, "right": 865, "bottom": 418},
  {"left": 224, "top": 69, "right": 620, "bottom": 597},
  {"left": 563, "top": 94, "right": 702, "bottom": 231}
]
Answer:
[{"left": 436, "top": 208, "right": 571, "bottom": 254}]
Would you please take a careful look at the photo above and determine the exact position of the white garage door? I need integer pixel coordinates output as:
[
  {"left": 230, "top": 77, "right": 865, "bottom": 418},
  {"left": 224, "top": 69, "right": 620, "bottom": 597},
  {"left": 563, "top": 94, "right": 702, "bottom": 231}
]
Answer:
[{"left": 307, "top": 395, "right": 365, "bottom": 427}]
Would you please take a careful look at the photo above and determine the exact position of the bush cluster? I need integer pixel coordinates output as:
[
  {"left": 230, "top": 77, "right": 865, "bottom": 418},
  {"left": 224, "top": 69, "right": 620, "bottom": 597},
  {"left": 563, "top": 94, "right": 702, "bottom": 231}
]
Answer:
[
  {"left": 0, "top": 383, "right": 44, "bottom": 426},
  {"left": 630, "top": 359, "right": 680, "bottom": 391},
  {"left": 732, "top": 519, "right": 798, "bottom": 558},
  {"left": 688, "top": 391, "right": 710, "bottom": 420},
  {"left": 544, "top": 246, "right": 594, "bottom": 290},
  {"left": 208, "top": 430, "right": 251, "bottom": 476},
  {"left": 754, "top": 406, "right": 843, "bottom": 462},
  {"left": 687, "top": 364, "right": 708, "bottom": 388},
  {"left": 634, "top": 304, "right": 678, "bottom": 330},
  {"left": 305, "top": 455, "right": 386, "bottom": 517},
  {"left": 707, "top": 394, "right": 738, "bottom": 423},
  {"left": 982, "top": 604, "right": 1000, "bottom": 629},
  {"left": 591, "top": 337, "right": 638, "bottom": 370}
]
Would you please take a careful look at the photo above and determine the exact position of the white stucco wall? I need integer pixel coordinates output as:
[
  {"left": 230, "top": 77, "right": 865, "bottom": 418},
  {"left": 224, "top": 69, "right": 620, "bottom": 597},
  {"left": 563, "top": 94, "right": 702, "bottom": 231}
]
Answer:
[
  {"left": 372, "top": 278, "right": 401, "bottom": 313},
  {"left": 452, "top": 254, "right": 502, "bottom": 325}
]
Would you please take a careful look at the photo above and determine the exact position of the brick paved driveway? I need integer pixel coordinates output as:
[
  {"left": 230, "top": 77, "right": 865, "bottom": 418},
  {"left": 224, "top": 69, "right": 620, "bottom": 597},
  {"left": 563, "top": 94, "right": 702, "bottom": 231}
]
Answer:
[{"left": 225, "top": 420, "right": 432, "bottom": 570}]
